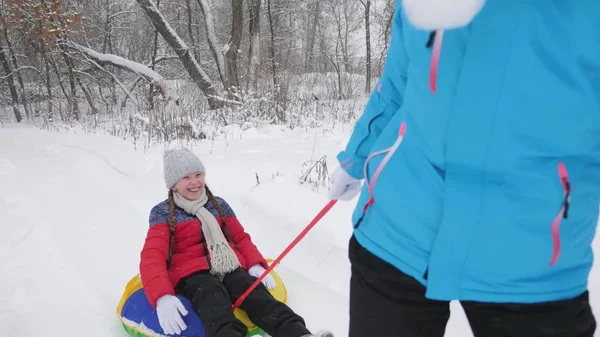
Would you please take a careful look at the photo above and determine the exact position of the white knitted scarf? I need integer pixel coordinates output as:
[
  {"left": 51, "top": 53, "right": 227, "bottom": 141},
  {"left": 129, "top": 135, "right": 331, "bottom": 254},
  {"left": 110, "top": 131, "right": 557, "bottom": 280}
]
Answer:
[{"left": 173, "top": 190, "right": 240, "bottom": 276}]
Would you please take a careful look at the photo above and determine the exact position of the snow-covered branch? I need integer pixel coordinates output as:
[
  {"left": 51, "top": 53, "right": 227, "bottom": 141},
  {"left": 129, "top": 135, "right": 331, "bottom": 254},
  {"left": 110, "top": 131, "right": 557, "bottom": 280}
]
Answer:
[{"left": 65, "top": 40, "right": 172, "bottom": 102}]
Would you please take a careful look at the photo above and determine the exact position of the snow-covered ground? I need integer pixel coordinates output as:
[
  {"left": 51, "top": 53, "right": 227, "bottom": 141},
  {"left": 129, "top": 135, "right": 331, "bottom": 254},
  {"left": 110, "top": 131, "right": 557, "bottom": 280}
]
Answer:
[{"left": 0, "top": 123, "right": 599, "bottom": 337}]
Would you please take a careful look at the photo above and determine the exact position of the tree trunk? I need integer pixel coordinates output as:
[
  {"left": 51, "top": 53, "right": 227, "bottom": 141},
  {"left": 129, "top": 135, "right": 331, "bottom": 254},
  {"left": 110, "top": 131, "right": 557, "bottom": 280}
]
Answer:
[
  {"left": 342, "top": 4, "right": 350, "bottom": 73},
  {"left": 186, "top": 0, "right": 200, "bottom": 63},
  {"left": 3, "top": 35, "right": 31, "bottom": 118},
  {"left": 382, "top": 1, "right": 394, "bottom": 64},
  {"left": 266, "top": 0, "right": 277, "bottom": 91},
  {"left": 304, "top": 1, "right": 320, "bottom": 73},
  {"left": 0, "top": 46, "right": 22, "bottom": 122},
  {"left": 47, "top": 53, "right": 69, "bottom": 121},
  {"left": 246, "top": 0, "right": 261, "bottom": 92},
  {"left": 363, "top": 0, "right": 371, "bottom": 93},
  {"left": 196, "top": 0, "right": 226, "bottom": 87},
  {"left": 60, "top": 46, "right": 80, "bottom": 121},
  {"left": 103, "top": 0, "right": 118, "bottom": 106},
  {"left": 42, "top": 51, "right": 53, "bottom": 120},
  {"left": 136, "top": 0, "right": 223, "bottom": 109},
  {"left": 266, "top": 0, "right": 285, "bottom": 122},
  {"left": 149, "top": 0, "right": 161, "bottom": 109},
  {"left": 76, "top": 76, "right": 99, "bottom": 115},
  {"left": 224, "top": 0, "right": 243, "bottom": 97}
]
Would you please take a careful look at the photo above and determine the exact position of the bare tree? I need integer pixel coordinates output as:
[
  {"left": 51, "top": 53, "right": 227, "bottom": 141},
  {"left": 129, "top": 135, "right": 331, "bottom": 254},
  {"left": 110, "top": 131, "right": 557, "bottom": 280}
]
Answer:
[
  {"left": 149, "top": 0, "right": 163, "bottom": 109},
  {"left": 359, "top": 0, "right": 371, "bottom": 93},
  {"left": 0, "top": 42, "right": 21, "bottom": 122},
  {"left": 196, "top": 0, "right": 226, "bottom": 87},
  {"left": 224, "top": 0, "right": 243, "bottom": 97},
  {"left": 1, "top": 34, "right": 30, "bottom": 118},
  {"left": 136, "top": 0, "right": 223, "bottom": 109},
  {"left": 303, "top": 1, "right": 321, "bottom": 73},
  {"left": 266, "top": 0, "right": 277, "bottom": 89},
  {"left": 246, "top": 0, "right": 260, "bottom": 92}
]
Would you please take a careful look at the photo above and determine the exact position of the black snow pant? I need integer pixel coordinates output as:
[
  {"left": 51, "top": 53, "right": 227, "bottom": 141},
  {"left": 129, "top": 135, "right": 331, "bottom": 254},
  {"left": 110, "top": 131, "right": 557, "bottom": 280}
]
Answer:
[
  {"left": 176, "top": 267, "right": 310, "bottom": 337},
  {"left": 348, "top": 235, "right": 596, "bottom": 337}
]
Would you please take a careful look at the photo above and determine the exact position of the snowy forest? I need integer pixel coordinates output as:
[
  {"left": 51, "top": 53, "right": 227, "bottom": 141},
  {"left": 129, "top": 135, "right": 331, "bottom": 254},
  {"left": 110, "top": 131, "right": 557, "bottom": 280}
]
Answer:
[{"left": 0, "top": 0, "right": 395, "bottom": 144}]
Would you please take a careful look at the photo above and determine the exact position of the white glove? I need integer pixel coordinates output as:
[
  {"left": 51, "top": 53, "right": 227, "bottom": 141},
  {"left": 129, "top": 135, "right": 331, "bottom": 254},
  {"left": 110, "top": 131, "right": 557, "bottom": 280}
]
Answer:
[
  {"left": 327, "top": 165, "right": 362, "bottom": 201},
  {"left": 248, "top": 264, "right": 276, "bottom": 289},
  {"left": 156, "top": 294, "right": 188, "bottom": 335}
]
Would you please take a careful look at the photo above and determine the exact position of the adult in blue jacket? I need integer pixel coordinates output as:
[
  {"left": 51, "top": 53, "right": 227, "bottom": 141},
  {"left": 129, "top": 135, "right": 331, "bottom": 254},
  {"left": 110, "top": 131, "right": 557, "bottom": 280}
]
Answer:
[{"left": 328, "top": 0, "right": 600, "bottom": 336}]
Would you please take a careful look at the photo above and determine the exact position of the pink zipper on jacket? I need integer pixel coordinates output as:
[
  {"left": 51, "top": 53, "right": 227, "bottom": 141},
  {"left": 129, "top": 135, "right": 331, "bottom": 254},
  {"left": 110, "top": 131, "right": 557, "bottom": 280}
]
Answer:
[
  {"left": 549, "top": 162, "right": 571, "bottom": 266},
  {"left": 429, "top": 29, "right": 444, "bottom": 93},
  {"left": 427, "top": 28, "right": 571, "bottom": 268}
]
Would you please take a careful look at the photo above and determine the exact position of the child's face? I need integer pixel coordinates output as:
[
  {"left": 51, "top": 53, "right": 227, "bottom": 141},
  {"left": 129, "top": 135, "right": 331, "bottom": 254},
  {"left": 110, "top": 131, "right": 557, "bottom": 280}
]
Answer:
[{"left": 173, "top": 171, "right": 205, "bottom": 200}]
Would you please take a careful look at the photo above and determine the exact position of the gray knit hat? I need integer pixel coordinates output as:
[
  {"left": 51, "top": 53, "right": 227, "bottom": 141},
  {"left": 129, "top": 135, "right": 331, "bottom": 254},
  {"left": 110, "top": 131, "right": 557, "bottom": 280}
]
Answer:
[{"left": 163, "top": 148, "right": 206, "bottom": 188}]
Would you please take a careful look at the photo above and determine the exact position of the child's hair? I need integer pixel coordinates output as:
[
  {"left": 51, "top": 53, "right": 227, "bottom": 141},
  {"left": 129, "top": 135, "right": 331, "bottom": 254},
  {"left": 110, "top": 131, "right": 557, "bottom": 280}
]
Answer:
[{"left": 166, "top": 185, "right": 235, "bottom": 266}]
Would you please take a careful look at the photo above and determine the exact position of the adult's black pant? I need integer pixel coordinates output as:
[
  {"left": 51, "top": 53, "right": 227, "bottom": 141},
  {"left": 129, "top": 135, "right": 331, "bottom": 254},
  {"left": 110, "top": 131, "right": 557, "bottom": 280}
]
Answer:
[{"left": 348, "top": 235, "right": 596, "bottom": 337}]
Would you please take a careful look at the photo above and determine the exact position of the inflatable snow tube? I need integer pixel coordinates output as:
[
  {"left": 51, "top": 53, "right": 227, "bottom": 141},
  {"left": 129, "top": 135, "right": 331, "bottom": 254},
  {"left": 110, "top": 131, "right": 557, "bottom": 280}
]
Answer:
[{"left": 116, "top": 260, "right": 287, "bottom": 337}]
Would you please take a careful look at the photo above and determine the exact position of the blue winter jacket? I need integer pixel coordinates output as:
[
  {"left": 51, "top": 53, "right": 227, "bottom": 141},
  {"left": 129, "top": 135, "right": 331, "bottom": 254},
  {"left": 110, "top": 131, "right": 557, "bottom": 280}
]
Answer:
[{"left": 339, "top": 0, "right": 600, "bottom": 303}]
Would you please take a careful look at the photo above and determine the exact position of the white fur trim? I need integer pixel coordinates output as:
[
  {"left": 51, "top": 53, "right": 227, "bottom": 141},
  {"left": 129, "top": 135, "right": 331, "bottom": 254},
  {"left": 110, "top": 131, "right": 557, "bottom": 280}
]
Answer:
[{"left": 402, "top": 0, "right": 485, "bottom": 30}]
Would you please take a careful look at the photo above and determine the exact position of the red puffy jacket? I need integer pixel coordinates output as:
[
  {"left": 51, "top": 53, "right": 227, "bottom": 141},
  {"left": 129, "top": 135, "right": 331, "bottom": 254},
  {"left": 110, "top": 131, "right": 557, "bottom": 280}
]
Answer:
[{"left": 139, "top": 196, "right": 268, "bottom": 308}]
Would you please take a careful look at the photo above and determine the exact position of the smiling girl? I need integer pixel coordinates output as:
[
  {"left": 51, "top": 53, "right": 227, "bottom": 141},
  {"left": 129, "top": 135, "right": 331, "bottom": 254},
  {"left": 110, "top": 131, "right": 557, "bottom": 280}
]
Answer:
[{"left": 139, "top": 148, "right": 332, "bottom": 337}]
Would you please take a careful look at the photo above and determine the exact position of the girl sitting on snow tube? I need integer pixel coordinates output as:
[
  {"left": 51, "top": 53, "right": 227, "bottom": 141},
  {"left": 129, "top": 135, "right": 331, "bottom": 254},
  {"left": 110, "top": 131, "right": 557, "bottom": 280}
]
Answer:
[{"left": 139, "top": 148, "right": 333, "bottom": 337}]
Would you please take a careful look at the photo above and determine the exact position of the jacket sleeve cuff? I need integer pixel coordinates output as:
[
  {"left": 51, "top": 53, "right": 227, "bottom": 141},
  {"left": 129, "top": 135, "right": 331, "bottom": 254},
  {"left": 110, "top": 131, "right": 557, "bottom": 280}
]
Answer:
[
  {"left": 247, "top": 254, "right": 269, "bottom": 270},
  {"left": 144, "top": 277, "right": 175, "bottom": 308},
  {"left": 337, "top": 151, "right": 365, "bottom": 180}
]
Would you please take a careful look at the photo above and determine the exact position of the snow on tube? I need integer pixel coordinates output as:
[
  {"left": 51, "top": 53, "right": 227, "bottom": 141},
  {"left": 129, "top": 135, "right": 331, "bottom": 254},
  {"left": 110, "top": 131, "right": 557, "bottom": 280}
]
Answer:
[{"left": 116, "top": 260, "right": 288, "bottom": 337}]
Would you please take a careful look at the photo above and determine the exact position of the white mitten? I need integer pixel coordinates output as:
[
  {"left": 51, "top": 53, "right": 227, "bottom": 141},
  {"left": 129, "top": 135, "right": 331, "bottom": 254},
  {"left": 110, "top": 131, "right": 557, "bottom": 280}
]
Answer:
[
  {"left": 248, "top": 264, "right": 276, "bottom": 289},
  {"left": 327, "top": 166, "right": 362, "bottom": 201},
  {"left": 156, "top": 294, "right": 189, "bottom": 335}
]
